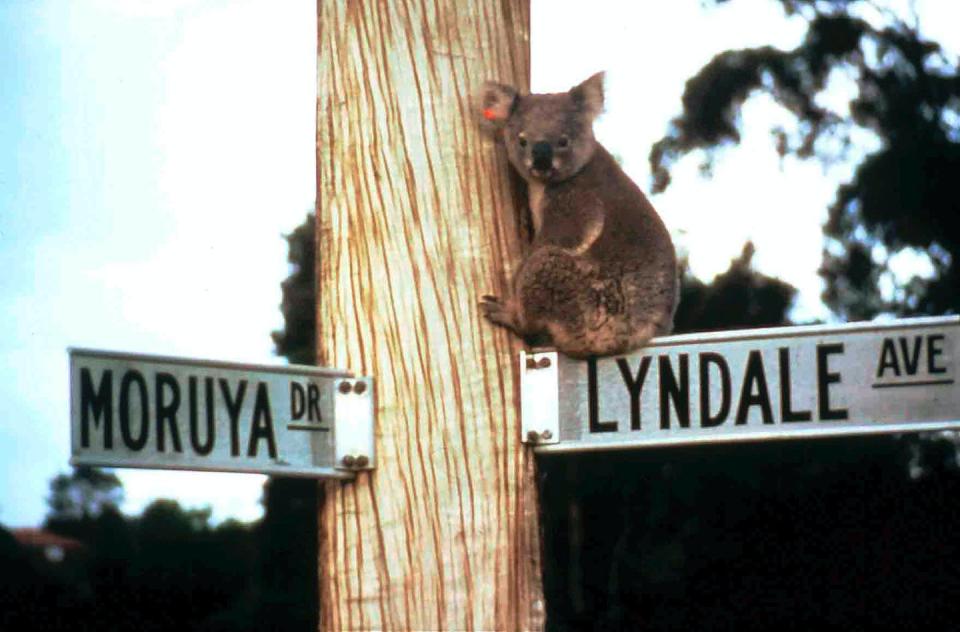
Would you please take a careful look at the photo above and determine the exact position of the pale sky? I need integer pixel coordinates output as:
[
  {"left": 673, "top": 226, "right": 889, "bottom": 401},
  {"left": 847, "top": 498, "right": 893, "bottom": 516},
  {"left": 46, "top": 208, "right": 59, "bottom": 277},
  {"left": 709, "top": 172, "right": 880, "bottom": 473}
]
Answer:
[{"left": 1, "top": 0, "right": 956, "bottom": 527}]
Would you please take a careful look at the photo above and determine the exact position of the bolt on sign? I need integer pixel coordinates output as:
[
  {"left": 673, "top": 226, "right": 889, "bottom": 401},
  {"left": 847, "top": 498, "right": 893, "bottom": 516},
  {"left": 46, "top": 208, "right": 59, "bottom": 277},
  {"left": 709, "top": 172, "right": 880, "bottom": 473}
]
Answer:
[
  {"left": 70, "top": 349, "right": 375, "bottom": 478},
  {"left": 521, "top": 316, "right": 959, "bottom": 452}
]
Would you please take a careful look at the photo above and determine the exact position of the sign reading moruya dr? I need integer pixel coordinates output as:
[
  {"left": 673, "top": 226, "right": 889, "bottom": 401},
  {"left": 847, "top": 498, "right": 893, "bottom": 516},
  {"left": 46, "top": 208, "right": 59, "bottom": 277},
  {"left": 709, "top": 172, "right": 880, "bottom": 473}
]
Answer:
[{"left": 70, "top": 349, "right": 374, "bottom": 478}]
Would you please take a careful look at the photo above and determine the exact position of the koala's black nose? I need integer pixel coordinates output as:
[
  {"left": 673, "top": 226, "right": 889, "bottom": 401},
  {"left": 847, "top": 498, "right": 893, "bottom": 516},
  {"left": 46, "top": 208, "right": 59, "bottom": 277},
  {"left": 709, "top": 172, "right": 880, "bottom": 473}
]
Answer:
[{"left": 531, "top": 141, "right": 553, "bottom": 171}]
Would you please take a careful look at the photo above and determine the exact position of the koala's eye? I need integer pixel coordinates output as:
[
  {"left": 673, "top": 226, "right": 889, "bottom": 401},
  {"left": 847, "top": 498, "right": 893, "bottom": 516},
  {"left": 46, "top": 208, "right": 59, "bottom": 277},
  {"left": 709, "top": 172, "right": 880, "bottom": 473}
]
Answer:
[
  {"left": 557, "top": 136, "right": 570, "bottom": 149},
  {"left": 518, "top": 134, "right": 527, "bottom": 148}
]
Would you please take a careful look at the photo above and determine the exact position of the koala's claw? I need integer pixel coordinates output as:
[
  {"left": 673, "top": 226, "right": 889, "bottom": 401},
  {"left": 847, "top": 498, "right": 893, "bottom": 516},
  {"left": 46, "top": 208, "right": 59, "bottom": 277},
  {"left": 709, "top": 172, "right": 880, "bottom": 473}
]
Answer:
[{"left": 480, "top": 295, "right": 516, "bottom": 329}]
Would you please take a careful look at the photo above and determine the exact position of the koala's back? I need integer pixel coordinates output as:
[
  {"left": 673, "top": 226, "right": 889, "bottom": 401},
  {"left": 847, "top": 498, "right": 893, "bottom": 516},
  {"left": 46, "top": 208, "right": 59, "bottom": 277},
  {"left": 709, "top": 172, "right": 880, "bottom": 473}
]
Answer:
[{"left": 517, "top": 146, "right": 677, "bottom": 357}]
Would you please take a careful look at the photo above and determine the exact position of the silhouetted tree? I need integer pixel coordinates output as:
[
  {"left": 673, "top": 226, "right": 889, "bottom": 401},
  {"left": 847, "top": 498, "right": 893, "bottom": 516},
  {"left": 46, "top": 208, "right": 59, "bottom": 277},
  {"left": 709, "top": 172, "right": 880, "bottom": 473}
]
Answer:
[
  {"left": 29, "top": 467, "right": 266, "bottom": 631},
  {"left": 650, "top": 0, "right": 959, "bottom": 320},
  {"left": 260, "top": 211, "right": 321, "bottom": 631},
  {"left": 673, "top": 241, "right": 797, "bottom": 333},
  {"left": 0, "top": 525, "right": 50, "bottom": 630},
  {"left": 45, "top": 465, "right": 123, "bottom": 540},
  {"left": 272, "top": 213, "right": 316, "bottom": 365},
  {"left": 132, "top": 501, "right": 252, "bottom": 630},
  {"left": 254, "top": 478, "right": 318, "bottom": 630}
]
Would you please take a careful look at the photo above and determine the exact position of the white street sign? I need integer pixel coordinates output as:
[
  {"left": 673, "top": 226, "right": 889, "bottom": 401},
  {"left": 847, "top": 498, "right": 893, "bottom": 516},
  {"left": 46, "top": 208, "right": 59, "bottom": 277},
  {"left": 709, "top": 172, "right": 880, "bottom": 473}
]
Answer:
[
  {"left": 521, "top": 316, "right": 960, "bottom": 453},
  {"left": 70, "top": 349, "right": 375, "bottom": 478}
]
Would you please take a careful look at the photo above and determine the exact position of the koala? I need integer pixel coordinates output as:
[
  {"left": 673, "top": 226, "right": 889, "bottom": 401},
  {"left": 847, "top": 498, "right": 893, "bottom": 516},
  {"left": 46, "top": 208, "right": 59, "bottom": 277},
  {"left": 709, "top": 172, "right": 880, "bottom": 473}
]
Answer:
[{"left": 479, "top": 72, "right": 677, "bottom": 359}]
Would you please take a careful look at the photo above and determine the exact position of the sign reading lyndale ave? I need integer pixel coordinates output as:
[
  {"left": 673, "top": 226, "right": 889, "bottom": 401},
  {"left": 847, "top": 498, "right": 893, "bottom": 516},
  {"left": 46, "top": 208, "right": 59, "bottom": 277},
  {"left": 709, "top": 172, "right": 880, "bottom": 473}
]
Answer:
[
  {"left": 525, "top": 316, "right": 959, "bottom": 453},
  {"left": 69, "top": 349, "right": 374, "bottom": 478}
]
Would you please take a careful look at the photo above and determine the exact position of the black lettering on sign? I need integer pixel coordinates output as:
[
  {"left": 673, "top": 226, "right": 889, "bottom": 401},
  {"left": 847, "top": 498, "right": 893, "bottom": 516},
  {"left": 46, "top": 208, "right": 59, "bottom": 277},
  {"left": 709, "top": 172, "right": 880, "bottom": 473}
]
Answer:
[
  {"left": 188, "top": 377, "right": 215, "bottom": 456},
  {"left": 155, "top": 373, "right": 183, "bottom": 453},
  {"left": 248, "top": 382, "right": 278, "bottom": 459},
  {"left": 899, "top": 337, "right": 923, "bottom": 374},
  {"left": 928, "top": 334, "right": 947, "bottom": 374},
  {"left": 876, "top": 336, "right": 931, "bottom": 378},
  {"left": 80, "top": 368, "right": 113, "bottom": 449},
  {"left": 876, "top": 338, "right": 900, "bottom": 378},
  {"left": 698, "top": 353, "right": 730, "bottom": 428},
  {"left": 659, "top": 354, "right": 690, "bottom": 429},
  {"left": 617, "top": 356, "right": 651, "bottom": 430},
  {"left": 290, "top": 382, "right": 306, "bottom": 420},
  {"left": 587, "top": 358, "right": 617, "bottom": 433},
  {"left": 817, "top": 343, "right": 848, "bottom": 420},
  {"left": 220, "top": 379, "right": 247, "bottom": 457},
  {"left": 735, "top": 350, "right": 773, "bottom": 425},
  {"left": 308, "top": 383, "right": 322, "bottom": 422},
  {"left": 779, "top": 348, "right": 812, "bottom": 423},
  {"left": 119, "top": 370, "right": 149, "bottom": 451}
]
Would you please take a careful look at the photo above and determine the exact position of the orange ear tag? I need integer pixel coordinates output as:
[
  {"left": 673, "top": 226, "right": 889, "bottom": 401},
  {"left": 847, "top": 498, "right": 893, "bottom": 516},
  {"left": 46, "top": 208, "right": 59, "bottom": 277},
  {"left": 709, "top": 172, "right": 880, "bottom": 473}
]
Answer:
[{"left": 483, "top": 108, "right": 498, "bottom": 121}]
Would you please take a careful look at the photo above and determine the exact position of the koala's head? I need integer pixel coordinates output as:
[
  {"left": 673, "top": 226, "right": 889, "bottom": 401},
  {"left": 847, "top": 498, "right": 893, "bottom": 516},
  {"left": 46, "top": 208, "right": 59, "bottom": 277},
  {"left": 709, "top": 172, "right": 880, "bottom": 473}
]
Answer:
[{"left": 480, "top": 72, "right": 604, "bottom": 184}]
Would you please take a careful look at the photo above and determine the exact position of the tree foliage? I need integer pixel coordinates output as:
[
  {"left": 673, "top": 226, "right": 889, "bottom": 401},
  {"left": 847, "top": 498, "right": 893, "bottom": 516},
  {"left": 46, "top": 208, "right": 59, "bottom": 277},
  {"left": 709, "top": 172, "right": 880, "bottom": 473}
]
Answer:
[
  {"left": 45, "top": 465, "right": 123, "bottom": 539},
  {"left": 4, "top": 480, "right": 263, "bottom": 631},
  {"left": 255, "top": 477, "right": 319, "bottom": 630},
  {"left": 650, "top": 0, "right": 960, "bottom": 320},
  {"left": 272, "top": 213, "right": 317, "bottom": 365},
  {"left": 541, "top": 434, "right": 960, "bottom": 629},
  {"left": 673, "top": 242, "right": 796, "bottom": 333},
  {"left": 264, "top": 212, "right": 322, "bottom": 629}
]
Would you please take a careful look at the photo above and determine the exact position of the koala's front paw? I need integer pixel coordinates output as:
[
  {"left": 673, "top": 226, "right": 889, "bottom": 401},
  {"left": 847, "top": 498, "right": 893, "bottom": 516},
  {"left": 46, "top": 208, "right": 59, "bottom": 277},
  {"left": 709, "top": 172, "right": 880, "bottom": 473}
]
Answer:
[{"left": 480, "top": 294, "right": 519, "bottom": 331}]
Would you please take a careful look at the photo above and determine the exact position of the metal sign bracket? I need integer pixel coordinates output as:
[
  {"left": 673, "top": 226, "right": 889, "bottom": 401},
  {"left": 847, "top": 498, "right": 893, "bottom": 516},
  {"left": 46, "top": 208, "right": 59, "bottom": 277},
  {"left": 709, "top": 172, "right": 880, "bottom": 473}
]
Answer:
[
  {"left": 520, "top": 350, "right": 560, "bottom": 446},
  {"left": 334, "top": 377, "right": 376, "bottom": 471}
]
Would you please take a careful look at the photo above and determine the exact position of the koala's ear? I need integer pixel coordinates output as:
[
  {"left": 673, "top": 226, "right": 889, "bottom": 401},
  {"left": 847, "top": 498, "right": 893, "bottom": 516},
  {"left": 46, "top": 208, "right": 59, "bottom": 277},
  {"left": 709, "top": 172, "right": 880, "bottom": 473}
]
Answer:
[
  {"left": 570, "top": 72, "right": 604, "bottom": 121},
  {"left": 478, "top": 81, "right": 518, "bottom": 129}
]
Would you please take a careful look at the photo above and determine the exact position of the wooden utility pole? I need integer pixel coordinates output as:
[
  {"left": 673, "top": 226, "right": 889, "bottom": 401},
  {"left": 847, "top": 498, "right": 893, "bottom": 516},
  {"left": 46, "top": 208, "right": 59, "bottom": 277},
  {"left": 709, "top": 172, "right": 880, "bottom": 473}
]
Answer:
[{"left": 315, "top": 1, "right": 542, "bottom": 630}]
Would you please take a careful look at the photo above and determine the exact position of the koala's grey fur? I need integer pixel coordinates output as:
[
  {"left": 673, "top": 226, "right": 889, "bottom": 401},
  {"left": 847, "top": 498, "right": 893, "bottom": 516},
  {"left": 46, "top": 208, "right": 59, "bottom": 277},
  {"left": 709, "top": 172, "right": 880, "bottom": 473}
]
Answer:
[{"left": 479, "top": 72, "right": 678, "bottom": 358}]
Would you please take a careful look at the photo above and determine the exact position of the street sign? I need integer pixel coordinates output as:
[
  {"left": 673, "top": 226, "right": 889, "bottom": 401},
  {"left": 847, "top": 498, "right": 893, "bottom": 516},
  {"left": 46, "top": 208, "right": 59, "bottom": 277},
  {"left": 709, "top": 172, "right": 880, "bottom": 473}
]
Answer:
[
  {"left": 69, "top": 349, "right": 375, "bottom": 478},
  {"left": 521, "top": 316, "right": 960, "bottom": 453}
]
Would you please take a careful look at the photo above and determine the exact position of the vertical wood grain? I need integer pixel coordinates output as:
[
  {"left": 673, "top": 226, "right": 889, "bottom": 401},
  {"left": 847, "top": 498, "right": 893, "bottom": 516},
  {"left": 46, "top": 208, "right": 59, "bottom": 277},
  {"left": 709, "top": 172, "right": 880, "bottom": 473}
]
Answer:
[{"left": 315, "top": 1, "right": 541, "bottom": 629}]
